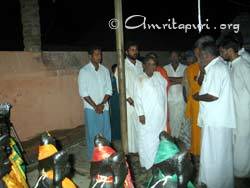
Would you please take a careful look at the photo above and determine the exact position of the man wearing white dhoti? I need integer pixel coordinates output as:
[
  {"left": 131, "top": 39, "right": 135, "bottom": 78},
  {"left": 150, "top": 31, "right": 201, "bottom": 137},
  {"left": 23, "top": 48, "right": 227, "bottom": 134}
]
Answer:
[
  {"left": 134, "top": 54, "right": 168, "bottom": 169},
  {"left": 164, "top": 51, "right": 186, "bottom": 138},
  {"left": 220, "top": 38, "right": 250, "bottom": 177},
  {"left": 193, "top": 42, "right": 236, "bottom": 188},
  {"left": 124, "top": 41, "right": 143, "bottom": 153}
]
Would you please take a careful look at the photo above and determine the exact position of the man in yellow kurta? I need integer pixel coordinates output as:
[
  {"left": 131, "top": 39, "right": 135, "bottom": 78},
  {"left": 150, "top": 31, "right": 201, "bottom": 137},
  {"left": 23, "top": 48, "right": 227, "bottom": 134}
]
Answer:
[{"left": 184, "top": 36, "right": 214, "bottom": 156}]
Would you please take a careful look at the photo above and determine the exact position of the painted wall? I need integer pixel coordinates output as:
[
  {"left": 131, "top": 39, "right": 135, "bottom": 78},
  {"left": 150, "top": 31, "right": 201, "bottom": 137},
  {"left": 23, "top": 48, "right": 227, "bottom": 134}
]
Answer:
[{"left": 0, "top": 51, "right": 170, "bottom": 141}]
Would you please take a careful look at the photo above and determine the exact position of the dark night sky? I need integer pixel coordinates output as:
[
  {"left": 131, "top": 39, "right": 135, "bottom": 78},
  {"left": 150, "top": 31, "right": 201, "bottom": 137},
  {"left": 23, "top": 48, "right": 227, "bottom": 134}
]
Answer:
[{"left": 0, "top": 0, "right": 250, "bottom": 51}]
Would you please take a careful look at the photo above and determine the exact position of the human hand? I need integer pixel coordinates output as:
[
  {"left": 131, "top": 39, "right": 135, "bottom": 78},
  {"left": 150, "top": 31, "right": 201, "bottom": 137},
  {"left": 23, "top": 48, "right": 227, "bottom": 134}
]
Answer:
[
  {"left": 192, "top": 92, "right": 199, "bottom": 101},
  {"left": 197, "top": 69, "right": 205, "bottom": 86},
  {"left": 95, "top": 104, "right": 104, "bottom": 114}
]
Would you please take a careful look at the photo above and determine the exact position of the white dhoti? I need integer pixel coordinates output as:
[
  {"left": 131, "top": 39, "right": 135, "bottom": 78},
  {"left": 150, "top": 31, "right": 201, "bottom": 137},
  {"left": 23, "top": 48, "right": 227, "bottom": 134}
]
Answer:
[
  {"left": 127, "top": 103, "right": 138, "bottom": 153},
  {"left": 168, "top": 100, "right": 186, "bottom": 138},
  {"left": 233, "top": 134, "right": 250, "bottom": 177},
  {"left": 163, "top": 63, "right": 187, "bottom": 139},
  {"left": 199, "top": 126, "right": 234, "bottom": 188},
  {"left": 229, "top": 56, "right": 250, "bottom": 177}
]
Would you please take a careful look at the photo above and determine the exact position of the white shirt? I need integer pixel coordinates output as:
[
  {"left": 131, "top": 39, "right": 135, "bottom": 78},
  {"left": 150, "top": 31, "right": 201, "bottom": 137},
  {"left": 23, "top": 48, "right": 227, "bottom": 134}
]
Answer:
[
  {"left": 229, "top": 56, "right": 250, "bottom": 136},
  {"left": 125, "top": 57, "right": 143, "bottom": 99},
  {"left": 114, "top": 67, "right": 119, "bottom": 92},
  {"left": 164, "top": 63, "right": 186, "bottom": 102},
  {"left": 133, "top": 72, "right": 168, "bottom": 169},
  {"left": 219, "top": 56, "right": 228, "bottom": 66},
  {"left": 134, "top": 72, "right": 168, "bottom": 117},
  {"left": 238, "top": 48, "right": 250, "bottom": 64},
  {"left": 198, "top": 57, "right": 236, "bottom": 128},
  {"left": 78, "top": 62, "right": 112, "bottom": 110}
]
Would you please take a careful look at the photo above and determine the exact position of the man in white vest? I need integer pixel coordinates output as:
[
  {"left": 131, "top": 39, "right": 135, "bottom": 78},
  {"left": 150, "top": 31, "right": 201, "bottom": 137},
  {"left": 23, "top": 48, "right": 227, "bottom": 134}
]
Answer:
[{"left": 164, "top": 51, "right": 186, "bottom": 138}]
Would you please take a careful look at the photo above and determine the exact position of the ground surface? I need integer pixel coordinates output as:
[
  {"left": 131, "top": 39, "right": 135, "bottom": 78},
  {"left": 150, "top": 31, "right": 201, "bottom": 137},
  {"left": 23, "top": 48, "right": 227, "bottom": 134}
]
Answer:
[{"left": 23, "top": 126, "right": 250, "bottom": 188}]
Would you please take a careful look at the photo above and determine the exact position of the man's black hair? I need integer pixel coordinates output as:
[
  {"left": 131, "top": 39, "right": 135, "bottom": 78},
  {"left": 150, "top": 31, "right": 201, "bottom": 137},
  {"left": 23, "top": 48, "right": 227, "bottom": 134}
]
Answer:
[
  {"left": 125, "top": 41, "right": 138, "bottom": 51},
  {"left": 201, "top": 42, "right": 219, "bottom": 57},
  {"left": 88, "top": 46, "right": 102, "bottom": 55},
  {"left": 235, "top": 32, "right": 243, "bottom": 48},
  {"left": 220, "top": 38, "right": 240, "bottom": 53},
  {"left": 217, "top": 31, "right": 243, "bottom": 49}
]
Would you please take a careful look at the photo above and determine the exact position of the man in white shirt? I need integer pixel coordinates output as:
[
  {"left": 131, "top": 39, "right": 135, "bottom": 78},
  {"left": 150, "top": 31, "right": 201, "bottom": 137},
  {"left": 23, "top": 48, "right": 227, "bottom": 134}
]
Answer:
[
  {"left": 220, "top": 38, "right": 250, "bottom": 178},
  {"left": 124, "top": 41, "right": 143, "bottom": 153},
  {"left": 193, "top": 42, "right": 235, "bottom": 188},
  {"left": 217, "top": 31, "right": 250, "bottom": 64},
  {"left": 164, "top": 51, "right": 187, "bottom": 138},
  {"left": 235, "top": 32, "right": 250, "bottom": 63},
  {"left": 78, "top": 46, "right": 112, "bottom": 160},
  {"left": 238, "top": 47, "right": 250, "bottom": 63},
  {"left": 133, "top": 54, "right": 168, "bottom": 169}
]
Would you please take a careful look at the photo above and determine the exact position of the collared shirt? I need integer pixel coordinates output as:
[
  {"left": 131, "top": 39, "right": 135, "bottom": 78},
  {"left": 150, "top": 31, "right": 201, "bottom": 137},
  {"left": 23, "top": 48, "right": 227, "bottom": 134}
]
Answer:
[
  {"left": 164, "top": 63, "right": 186, "bottom": 102},
  {"left": 125, "top": 57, "right": 143, "bottom": 99},
  {"left": 198, "top": 57, "right": 236, "bottom": 128},
  {"left": 78, "top": 62, "right": 112, "bottom": 110},
  {"left": 218, "top": 56, "right": 228, "bottom": 66}
]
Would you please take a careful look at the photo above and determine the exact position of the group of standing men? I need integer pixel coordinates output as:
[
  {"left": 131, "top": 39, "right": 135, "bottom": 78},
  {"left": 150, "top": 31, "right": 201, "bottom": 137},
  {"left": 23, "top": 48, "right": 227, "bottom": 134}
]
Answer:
[{"left": 77, "top": 33, "right": 250, "bottom": 187}]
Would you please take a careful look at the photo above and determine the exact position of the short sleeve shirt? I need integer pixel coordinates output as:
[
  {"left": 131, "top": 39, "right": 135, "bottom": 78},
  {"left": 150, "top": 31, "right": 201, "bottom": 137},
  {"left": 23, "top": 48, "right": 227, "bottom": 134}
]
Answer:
[{"left": 198, "top": 57, "right": 236, "bottom": 129}]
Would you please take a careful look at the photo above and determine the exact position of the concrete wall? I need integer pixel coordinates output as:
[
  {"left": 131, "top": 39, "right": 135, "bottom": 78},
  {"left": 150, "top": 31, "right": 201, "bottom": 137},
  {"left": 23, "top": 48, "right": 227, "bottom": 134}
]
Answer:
[
  {"left": 20, "top": 0, "right": 41, "bottom": 51},
  {"left": 0, "top": 51, "right": 170, "bottom": 141}
]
